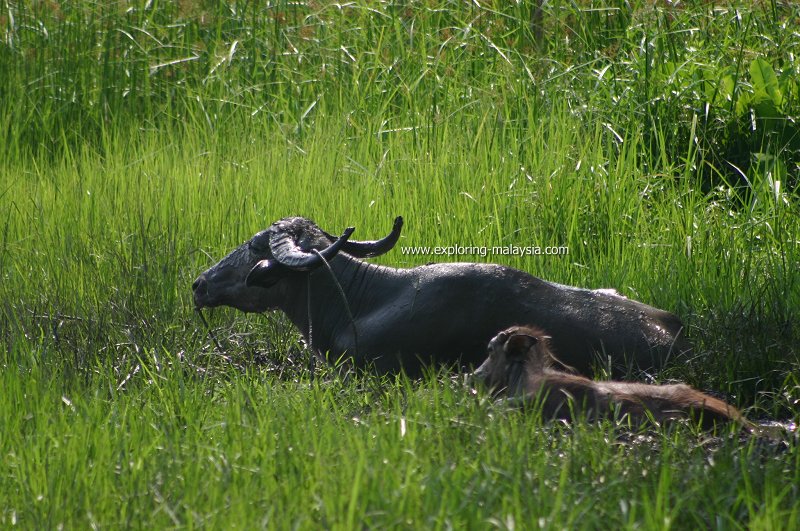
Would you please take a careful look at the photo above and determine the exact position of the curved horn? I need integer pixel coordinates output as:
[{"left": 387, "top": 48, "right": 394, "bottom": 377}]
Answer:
[
  {"left": 271, "top": 226, "right": 355, "bottom": 271},
  {"left": 323, "top": 216, "right": 403, "bottom": 258}
]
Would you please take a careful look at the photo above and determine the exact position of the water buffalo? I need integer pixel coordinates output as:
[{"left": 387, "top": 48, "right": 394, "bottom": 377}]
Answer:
[
  {"left": 473, "top": 325, "right": 749, "bottom": 430},
  {"left": 192, "top": 216, "right": 690, "bottom": 376}
]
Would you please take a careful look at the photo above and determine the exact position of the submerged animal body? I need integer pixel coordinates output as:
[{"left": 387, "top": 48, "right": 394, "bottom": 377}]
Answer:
[
  {"left": 473, "top": 325, "right": 749, "bottom": 429},
  {"left": 192, "top": 216, "right": 690, "bottom": 376}
]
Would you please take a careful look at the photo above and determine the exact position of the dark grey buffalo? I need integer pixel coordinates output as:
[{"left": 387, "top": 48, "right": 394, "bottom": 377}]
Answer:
[{"left": 192, "top": 216, "right": 689, "bottom": 376}]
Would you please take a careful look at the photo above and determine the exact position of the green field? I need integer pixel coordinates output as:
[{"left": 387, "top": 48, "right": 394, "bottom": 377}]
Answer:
[{"left": 1, "top": 1, "right": 799, "bottom": 528}]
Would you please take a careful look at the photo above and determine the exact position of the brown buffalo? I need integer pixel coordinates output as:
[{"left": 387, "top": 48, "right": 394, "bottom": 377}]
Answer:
[{"left": 473, "top": 325, "right": 751, "bottom": 430}]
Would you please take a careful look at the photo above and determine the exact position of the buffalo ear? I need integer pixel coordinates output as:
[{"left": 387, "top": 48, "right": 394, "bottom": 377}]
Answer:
[
  {"left": 246, "top": 259, "right": 287, "bottom": 288},
  {"left": 504, "top": 334, "right": 537, "bottom": 360}
]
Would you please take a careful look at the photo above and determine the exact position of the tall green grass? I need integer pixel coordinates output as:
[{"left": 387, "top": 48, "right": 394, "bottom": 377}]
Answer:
[
  {"left": 2, "top": 356, "right": 797, "bottom": 529},
  {"left": 1, "top": 0, "right": 799, "bottom": 528},
  {"left": 2, "top": 111, "right": 796, "bottom": 393},
  {"left": 3, "top": 1, "right": 799, "bottom": 188}
]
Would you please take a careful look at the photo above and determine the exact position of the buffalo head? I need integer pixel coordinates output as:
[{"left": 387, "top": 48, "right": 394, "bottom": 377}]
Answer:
[
  {"left": 192, "top": 216, "right": 403, "bottom": 313},
  {"left": 473, "top": 325, "right": 556, "bottom": 397}
]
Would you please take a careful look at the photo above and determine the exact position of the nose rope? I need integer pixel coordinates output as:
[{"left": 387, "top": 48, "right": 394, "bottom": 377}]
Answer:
[
  {"left": 306, "top": 274, "right": 316, "bottom": 376},
  {"left": 310, "top": 249, "right": 359, "bottom": 361},
  {"left": 195, "top": 308, "right": 230, "bottom": 361}
]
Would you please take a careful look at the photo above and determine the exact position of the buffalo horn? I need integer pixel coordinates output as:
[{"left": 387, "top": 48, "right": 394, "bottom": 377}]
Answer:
[
  {"left": 270, "top": 226, "right": 355, "bottom": 270},
  {"left": 322, "top": 216, "right": 403, "bottom": 258}
]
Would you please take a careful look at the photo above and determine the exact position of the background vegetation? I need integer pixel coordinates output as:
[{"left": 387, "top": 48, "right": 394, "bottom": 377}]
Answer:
[{"left": 1, "top": 0, "right": 798, "bottom": 528}]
